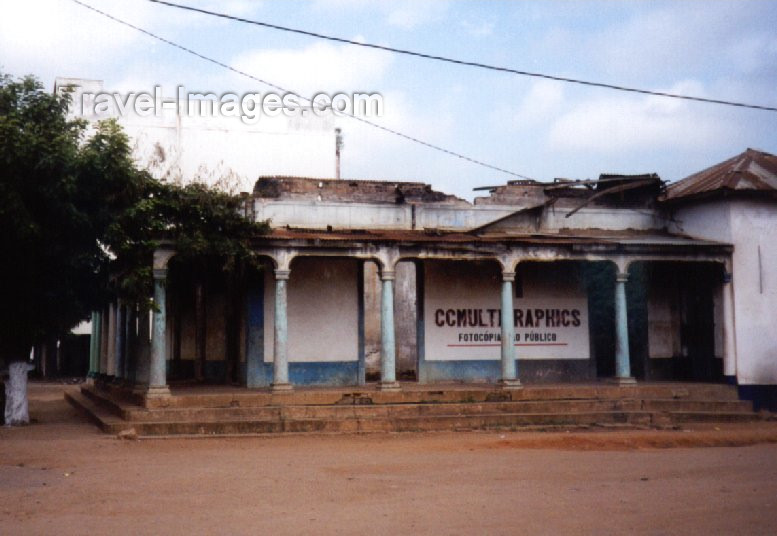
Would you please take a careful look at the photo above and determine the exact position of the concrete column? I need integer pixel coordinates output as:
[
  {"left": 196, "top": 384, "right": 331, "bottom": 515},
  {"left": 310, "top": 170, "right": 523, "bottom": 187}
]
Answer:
[
  {"left": 124, "top": 305, "right": 136, "bottom": 383},
  {"left": 194, "top": 280, "right": 206, "bottom": 382},
  {"left": 114, "top": 301, "right": 124, "bottom": 382},
  {"left": 271, "top": 269, "right": 292, "bottom": 392},
  {"left": 106, "top": 302, "right": 117, "bottom": 378},
  {"left": 415, "top": 260, "right": 427, "bottom": 384},
  {"left": 379, "top": 270, "right": 400, "bottom": 391},
  {"left": 132, "top": 307, "right": 151, "bottom": 394},
  {"left": 357, "top": 261, "right": 366, "bottom": 386},
  {"left": 500, "top": 271, "right": 522, "bottom": 390},
  {"left": 99, "top": 305, "right": 109, "bottom": 377},
  {"left": 613, "top": 271, "right": 636, "bottom": 384},
  {"left": 88, "top": 311, "right": 101, "bottom": 380},
  {"left": 147, "top": 269, "right": 171, "bottom": 397},
  {"left": 722, "top": 270, "right": 737, "bottom": 377}
]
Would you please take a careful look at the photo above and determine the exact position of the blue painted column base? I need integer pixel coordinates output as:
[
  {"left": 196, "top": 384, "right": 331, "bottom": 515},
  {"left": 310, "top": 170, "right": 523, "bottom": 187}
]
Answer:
[{"left": 87, "top": 311, "right": 101, "bottom": 381}]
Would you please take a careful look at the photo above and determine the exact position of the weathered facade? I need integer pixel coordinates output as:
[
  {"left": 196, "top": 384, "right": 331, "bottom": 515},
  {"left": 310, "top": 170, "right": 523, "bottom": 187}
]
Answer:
[{"left": 87, "top": 150, "right": 777, "bottom": 408}]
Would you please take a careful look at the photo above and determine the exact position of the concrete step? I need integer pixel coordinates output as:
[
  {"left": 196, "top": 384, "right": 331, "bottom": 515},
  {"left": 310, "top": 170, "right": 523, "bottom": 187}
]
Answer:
[
  {"left": 77, "top": 409, "right": 762, "bottom": 437},
  {"left": 669, "top": 411, "right": 762, "bottom": 424},
  {"left": 113, "top": 397, "right": 753, "bottom": 423},
  {"left": 65, "top": 390, "right": 132, "bottom": 434},
  {"left": 642, "top": 399, "right": 753, "bottom": 413},
  {"left": 80, "top": 385, "right": 127, "bottom": 418},
  {"left": 82, "top": 382, "right": 744, "bottom": 408},
  {"left": 115, "top": 383, "right": 742, "bottom": 410},
  {"left": 70, "top": 383, "right": 758, "bottom": 437}
]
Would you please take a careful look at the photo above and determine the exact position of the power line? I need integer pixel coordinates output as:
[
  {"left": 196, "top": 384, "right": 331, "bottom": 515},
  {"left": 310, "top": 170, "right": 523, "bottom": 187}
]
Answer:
[
  {"left": 69, "top": 0, "right": 536, "bottom": 181},
  {"left": 148, "top": 0, "right": 777, "bottom": 114}
]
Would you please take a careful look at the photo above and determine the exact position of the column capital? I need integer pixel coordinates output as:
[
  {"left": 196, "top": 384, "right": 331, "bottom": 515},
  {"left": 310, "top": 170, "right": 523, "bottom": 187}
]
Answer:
[
  {"left": 271, "top": 249, "right": 295, "bottom": 272},
  {"left": 616, "top": 272, "right": 629, "bottom": 283},
  {"left": 502, "top": 271, "right": 516, "bottom": 282},
  {"left": 274, "top": 269, "right": 291, "bottom": 280},
  {"left": 380, "top": 270, "right": 396, "bottom": 281},
  {"left": 153, "top": 268, "right": 168, "bottom": 281},
  {"left": 153, "top": 248, "right": 175, "bottom": 271}
]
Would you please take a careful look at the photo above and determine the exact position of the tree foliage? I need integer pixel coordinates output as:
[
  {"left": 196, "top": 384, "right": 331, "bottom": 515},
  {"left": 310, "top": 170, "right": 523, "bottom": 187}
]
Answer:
[{"left": 0, "top": 73, "right": 267, "bottom": 363}]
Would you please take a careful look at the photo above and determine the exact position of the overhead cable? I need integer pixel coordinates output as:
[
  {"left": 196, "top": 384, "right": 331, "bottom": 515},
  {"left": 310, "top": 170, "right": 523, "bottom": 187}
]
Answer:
[
  {"left": 148, "top": 0, "right": 777, "bottom": 113},
  {"left": 70, "top": 0, "right": 537, "bottom": 180}
]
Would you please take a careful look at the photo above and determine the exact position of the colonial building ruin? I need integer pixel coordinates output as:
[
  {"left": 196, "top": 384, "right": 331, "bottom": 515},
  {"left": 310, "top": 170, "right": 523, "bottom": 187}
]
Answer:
[{"left": 87, "top": 149, "right": 777, "bottom": 410}]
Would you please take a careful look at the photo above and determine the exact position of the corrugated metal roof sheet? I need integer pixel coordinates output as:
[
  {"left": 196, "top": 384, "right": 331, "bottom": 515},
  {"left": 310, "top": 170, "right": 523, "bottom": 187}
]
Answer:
[{"left": 664, "top": 148, "right": 777, "bottom": 201}]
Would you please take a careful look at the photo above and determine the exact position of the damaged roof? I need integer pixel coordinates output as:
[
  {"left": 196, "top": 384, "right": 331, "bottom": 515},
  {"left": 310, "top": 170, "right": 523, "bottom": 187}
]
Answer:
[
  {"left": 474, "top": 173, "right": 663, "bottom": 212},
  {"left": 664, "top": 148, "right": 777, "bottom": 202},
  {"left": 253, "top": 176, "right": 468, "bottom": 205}
]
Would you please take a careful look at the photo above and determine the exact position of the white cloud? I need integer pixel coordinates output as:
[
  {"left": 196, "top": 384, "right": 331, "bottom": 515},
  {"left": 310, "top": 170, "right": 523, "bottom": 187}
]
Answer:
[
  {"left": 548, "top": 80, "right": 730, "bottom": 152},
  {"left": 0, "top": 0, "right": 266, "bottom": 85},
  {"left": 460, "top": 19, "right": 495, "bottom": 38},
  {"left": 189, "top": 0, "right": 259, "bottom": 16},
  {"left": 311, "top": 0, "right": 449, "bottom": 29},
  {"left": 231, "top": 40, "right": 393, "bottom": 97},
  {"left": 507, "top": 79, "right": 565, "bottom": 127},
  {"left": 723, "top": 34, "right": 777, "bottom": 74},
  {"left": 310, "top": 0, "right": 372, "bottom": 10},
  {"left": 0, "top": 0, "right": 158, "bottom": 82},
  {"left": 577, "top": 2, "right": 776, "bottom": 84},
  {"left": 385, "top": 1, "right": 449, "bottom": 29}
]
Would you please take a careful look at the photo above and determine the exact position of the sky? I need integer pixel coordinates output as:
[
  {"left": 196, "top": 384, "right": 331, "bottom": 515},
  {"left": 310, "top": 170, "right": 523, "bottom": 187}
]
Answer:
[{"left": 2, "top": 0, "right": 777, "bottom": 199}]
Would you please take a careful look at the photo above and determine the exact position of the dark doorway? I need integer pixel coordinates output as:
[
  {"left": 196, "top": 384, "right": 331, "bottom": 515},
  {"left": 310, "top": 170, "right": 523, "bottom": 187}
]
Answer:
[
  {"left": 642, "top": 263, "right": 724, "bottom": 382},
  {"left": 678, "top": 265, "right": 722, "bottom": 381},
  {"left": 583, "top": 261, "right": 616, "bottom": 379}
]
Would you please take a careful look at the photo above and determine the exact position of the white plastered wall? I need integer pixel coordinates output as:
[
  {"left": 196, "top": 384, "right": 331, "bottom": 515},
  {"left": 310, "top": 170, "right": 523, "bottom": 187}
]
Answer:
[
  {"left": 672, "top": 198, "right": 777, "bottom": 384},
  {"left": 423, "top": 260, "right": 590, "bottom": 361},
  {"left": 264, "top": 257, "right": 358, "bottom": 363},
  {"left": 729, "top": 200, "right": 777, "bottom": 384}
]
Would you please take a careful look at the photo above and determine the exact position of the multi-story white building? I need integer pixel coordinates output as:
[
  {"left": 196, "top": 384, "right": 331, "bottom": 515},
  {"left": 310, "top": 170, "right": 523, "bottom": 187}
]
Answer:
[{"left": 54, "top": 77, "right": 338, "bottom": 194}]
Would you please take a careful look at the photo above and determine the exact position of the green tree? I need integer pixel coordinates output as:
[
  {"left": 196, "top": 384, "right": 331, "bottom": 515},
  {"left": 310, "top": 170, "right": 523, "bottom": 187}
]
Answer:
[{"left": 1, "top": 73, "right": 266, "bottom": 424}]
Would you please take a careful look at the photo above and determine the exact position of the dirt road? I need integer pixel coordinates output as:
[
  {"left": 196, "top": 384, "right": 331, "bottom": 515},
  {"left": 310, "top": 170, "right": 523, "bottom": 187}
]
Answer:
[{"left": 2, "top": 383, "right": 777, "bottom": 535}]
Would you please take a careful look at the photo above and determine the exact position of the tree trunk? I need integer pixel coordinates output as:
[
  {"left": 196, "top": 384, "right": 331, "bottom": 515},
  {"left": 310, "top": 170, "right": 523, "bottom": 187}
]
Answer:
[{"left": 4, "top": 361, "right": 30, "bottom": 426}]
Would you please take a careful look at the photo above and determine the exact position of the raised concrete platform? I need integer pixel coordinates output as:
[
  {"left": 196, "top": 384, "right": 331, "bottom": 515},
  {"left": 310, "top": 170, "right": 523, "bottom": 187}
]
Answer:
[{"left": 65, "top": 382, "right": 763, "bottom": 437}]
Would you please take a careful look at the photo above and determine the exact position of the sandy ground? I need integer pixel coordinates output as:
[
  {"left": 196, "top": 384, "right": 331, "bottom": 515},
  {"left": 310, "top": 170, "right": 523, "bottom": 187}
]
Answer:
[{"left": 2, "top": 383, "right": 777, "bottom": 536}]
